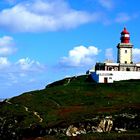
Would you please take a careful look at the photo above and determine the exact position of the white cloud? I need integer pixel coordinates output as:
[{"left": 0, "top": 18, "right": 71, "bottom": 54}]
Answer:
[
  {"left": 0, "top": 0, "right": 101, "bottom": 32},
  {"left": 115, "top": 13, "right": 130, "bottom": 23},
  {"left": 60, "top": 45, "right": 100, "bottom": 67},
  {"left": 0, "top": 57, "right": 44, "bottom": 72},
  {"left": 7, "top": 73, "right": 18, "bottom": 84},
  {"left": 0, "top": 57, "right": 10, "bottom": 69},
  {"left": 98, "top": 0, "right": 114, "bottom": 10},
  {"left": 0, "top": 36, "right": 16, "bottom": 56},
  {"left": 115, "top": 13, "right": 138, "bottom": 23},
  {"left": 0, "top": 57, "right": 46, "bottom": 89},
  {"left": 16, "top": 57, "right": 43, "bottom": 71},
  {"left": 105, "top": 48, "right": 114, "bottom": 61},
  {"left": 133, "top": 48, "right": 140, "bottom": 62},
  {"left": 0, "top": 36, "right": 13, "bottom": 47}
]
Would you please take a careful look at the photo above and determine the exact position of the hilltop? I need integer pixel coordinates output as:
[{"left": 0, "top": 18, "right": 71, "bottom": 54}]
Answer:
[{"left": 0, "top": 75, "right": 140, "bottom": 139}]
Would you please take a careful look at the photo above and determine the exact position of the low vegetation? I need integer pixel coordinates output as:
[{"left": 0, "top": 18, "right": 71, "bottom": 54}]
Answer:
[{"left": 0, "top": 75, "right": 140, "bottom": 139}]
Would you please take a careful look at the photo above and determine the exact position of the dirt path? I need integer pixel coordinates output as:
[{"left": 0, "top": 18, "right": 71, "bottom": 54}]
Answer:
[
  {"left": 24, "top": 106, "right": 29, "bottom": 112},
  {"left": 33, "top": 111, "right": 43, "bottom": 123},
  {"left": 23, "top": 105, "right": 43, "bottom": 123},
  {"left": 64, "top": 79, "right": 71, "bottom": 86},
  {"left": 4, "top": 98, "right": 43, "bottom": 123},
  {"left": 5, "top": 99, "right": 12, "bottom": 104}
]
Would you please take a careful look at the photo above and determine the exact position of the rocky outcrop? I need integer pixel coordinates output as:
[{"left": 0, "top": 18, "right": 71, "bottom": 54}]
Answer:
[
  {"left": 65, "top": 113, "right": 140, "bottom": 137},
  {"left": 115, "top": 127, "right": 127, "bottom": 133},
  {"left": 66, "top": 116, "right": 113, "bottom": 136},
  {"left": 0, "top": 113, "right": 140, "bottom": 139},
  {"left": 66, "top": 125, "right": 86, "bottom": 136},
  {"left": 97, "top": 116, "right": 113, "bottom": 132}
]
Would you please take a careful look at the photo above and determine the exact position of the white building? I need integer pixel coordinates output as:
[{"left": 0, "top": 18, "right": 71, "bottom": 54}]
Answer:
[{"left": 90, "top": 28, "right": 140, "bottom": 83}]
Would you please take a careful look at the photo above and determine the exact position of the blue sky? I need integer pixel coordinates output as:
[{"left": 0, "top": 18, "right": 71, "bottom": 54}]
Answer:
[{"left": 0, "top": 0, "right": 140, "bottom": 98}]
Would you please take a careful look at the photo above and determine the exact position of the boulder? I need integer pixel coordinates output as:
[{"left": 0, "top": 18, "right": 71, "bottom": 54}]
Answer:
[{"left": 97, "top": 116, "right": 113, "bottom": 132}]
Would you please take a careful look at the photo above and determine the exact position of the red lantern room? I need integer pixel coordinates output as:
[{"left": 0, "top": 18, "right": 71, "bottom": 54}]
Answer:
[{"left": 120, "top": 27, "right": 130, "bottom": 43}]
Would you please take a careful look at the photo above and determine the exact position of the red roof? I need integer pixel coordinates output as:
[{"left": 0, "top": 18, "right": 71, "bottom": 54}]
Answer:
[{"left": 121, "top": 27, "right": 129, "bottom": 34}]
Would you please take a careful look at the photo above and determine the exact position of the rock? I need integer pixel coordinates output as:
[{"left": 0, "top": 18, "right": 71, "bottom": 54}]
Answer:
[
  {"left": 91, "top": 126, "right": 97, "bottom": 132},
  {"left": 115, "top": 127, "right": 127, "bottom": 133},
  {"left": 106, "top": 119, "right": 113, "bottom": 132},
  {"left": 66, "top": 125, "right": 86, "bottom": 136},
  {"left": 97, "top": 116, "right": 113, "bottom": 132},
  {"left": 78, "top": 126, "right": 86, "bottom": 135},
  {"left": 66, "top": 125, "right": 78, "bottom": 136},
  {"left": 120, "top": 113, "right": 137, "bottom": 119}
]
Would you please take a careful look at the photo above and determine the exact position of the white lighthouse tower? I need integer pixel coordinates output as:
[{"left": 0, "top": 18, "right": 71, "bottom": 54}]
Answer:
[{"left": 117, "top": 27, "right": 133, "bottom": 64}]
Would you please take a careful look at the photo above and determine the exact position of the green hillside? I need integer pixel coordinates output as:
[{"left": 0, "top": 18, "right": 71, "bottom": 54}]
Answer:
[{"left": 0, "top": 75, "right": 140, "bottom": 139}]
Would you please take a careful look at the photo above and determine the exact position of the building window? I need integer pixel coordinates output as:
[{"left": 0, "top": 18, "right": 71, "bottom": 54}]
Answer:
[
  {"left": 125, "top": 50, "right": 127, "bottom": 53},
  {"left": 125, "top": 61, "right": 127, "bottom": 64}
]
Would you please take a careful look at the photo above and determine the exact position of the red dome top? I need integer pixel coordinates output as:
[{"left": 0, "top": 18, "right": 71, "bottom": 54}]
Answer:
[
  {"left": 121, "top": 27, "right": 129, "bottom": 34},
  {"left": 120, "top": 27, "right": 130, "bottom": 43}
]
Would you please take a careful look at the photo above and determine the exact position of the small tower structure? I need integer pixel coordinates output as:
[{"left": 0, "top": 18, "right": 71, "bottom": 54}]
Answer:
[{"left": 117, "top": 27, "right": 133, "bottom": 64}]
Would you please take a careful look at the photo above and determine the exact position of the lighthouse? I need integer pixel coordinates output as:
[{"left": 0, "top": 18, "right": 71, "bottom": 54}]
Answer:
[
  {"left": 117, "top": 27, "right": 133, "bottom": 64},
  {"left": 89, "top": 27, "right": 140, "bottom": 83}
]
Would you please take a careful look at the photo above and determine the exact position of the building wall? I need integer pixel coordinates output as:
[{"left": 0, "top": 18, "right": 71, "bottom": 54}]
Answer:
[
  {"left": 92, "top": 72, "right": 99, "bottom": 82},
  {"left": 119, "top": 47, "right": 132, "bottom": 64},
  {"left": 92, "top": 71, "right": 140, "bottom": 83},
  {"left": 119, "top": 65, "right": 135, "bottom": 71},
  {"left": 91, "top": 71, "right": 113, "bottom": 83},
  {"left": 95, "top": 62, "right": 140, "bottom": 72}
]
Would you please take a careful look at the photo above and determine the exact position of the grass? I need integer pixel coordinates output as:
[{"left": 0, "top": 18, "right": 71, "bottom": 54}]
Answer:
[
  {"left": 3, "top": 76, "right": 140, "bottom": 123},
  {"left": 38, "top": 133, "right": 140, "bottom": 140},
  {"left": 0, "top": 75, "right": 140, "bottom": 139}
]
